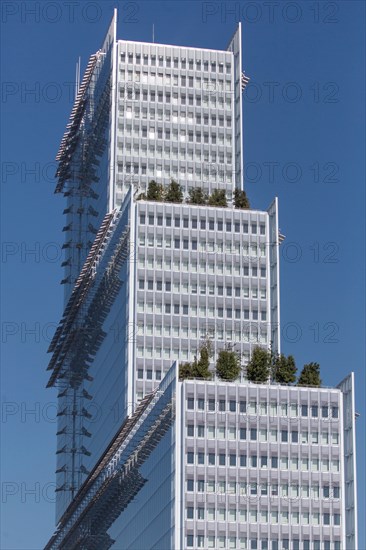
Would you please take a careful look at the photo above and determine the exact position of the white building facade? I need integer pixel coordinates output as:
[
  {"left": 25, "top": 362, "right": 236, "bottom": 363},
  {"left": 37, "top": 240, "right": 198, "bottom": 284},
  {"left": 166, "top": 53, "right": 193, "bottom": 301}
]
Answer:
[
  {"left": 45, "top": 365, "right": 357, "bottom": 550},
  {"left": 45, "top": 10, "right": 357, "bottom": 550}
]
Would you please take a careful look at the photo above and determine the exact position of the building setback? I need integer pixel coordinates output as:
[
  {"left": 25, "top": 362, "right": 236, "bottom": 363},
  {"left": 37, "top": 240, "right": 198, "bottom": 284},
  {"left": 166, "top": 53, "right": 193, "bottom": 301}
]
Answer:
[{"left": 45, "top": 9, "right": 357, "bottom": 550}]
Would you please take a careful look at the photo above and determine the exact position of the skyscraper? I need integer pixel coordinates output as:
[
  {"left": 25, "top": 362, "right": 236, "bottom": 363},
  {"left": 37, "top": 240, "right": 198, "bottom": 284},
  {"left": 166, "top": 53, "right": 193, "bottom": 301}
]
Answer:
[{"left": 45, "top": 10, "right": 357, "bottom": 550}]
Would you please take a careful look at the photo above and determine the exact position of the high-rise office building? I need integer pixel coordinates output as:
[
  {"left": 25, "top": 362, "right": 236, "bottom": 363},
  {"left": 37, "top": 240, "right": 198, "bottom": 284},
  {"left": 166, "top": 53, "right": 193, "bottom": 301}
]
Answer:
[{"left": 45, "top": 10, "right": 357, "bottom": 550}]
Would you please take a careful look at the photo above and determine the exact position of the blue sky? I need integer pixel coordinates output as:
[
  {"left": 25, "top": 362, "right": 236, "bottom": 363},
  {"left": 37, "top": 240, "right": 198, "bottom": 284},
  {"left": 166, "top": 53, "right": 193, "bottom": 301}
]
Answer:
[{"left": 1, "top": 1, "right": 365, "bottom": 548}]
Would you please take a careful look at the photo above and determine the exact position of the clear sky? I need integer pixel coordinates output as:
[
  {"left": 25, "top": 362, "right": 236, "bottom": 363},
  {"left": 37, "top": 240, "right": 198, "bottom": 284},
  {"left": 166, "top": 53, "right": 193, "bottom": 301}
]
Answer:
[{"left": 1, "top": 1, "right": 365, "bottom": 548}]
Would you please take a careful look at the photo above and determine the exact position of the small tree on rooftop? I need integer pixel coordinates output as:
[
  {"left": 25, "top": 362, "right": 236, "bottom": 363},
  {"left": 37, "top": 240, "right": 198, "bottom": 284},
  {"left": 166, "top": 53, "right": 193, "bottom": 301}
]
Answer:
[
  {"left": 271, "top": 353, "right": 297, "bottom": 384},
  {"left": 192, "top": 338, "right": 212, "bottom": 379},
  {"left": 215, "top": 347, "right": 241, "bottom": 381},
  {"left": 246, "top": 346, "right": 271, "bottom": 384},
  {"left": 208, "top": 189, "right": 227, "bottom": 207},
  {"left": 165, "top": 179, "right": 183, "bottom": 203},
  {"left": 146, "top": 180, "right": 164, "bottom": 201},
  {"left": 188, "top": 187, "right": 208, "bottom": 205},
  {"left": 297, "top": 362, "right": 322, "bottom": 387},
  {"left": 179, "top": 338, "right": 212, "bottom": 380},
  {"left": 234, "top": 188, "right": 250, "bottom": 209},
  {"left": 179, "top": 362, "right": 194, "bottom": 380}
]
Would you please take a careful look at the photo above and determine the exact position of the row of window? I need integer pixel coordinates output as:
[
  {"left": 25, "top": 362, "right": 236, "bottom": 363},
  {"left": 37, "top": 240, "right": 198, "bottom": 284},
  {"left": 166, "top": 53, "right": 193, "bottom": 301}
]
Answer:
[
  {"left": 137, "top": 302, "right": 267, "bottom": 321},
  {"left": 186, "top": 483, "right": 340, "bottom": 501},
  {"left": 120, "top": 52, "right": 231, "bottom": 73},
  {"left": 186, "top": 506, "right": 341, "bottom": 525},
  {"left": 121, "top": 71, "right": 232, "bottom": 92},
  {"left": 121, "top": 105, "right": 233, "bottom": 128},
  {"left": 136, "top": 342, "right": 264, "bottom": 362},
  {"left": 118, "top": 139, "right": 233, "bottom": 167},
  {"left": 186, "top": 398, "right": 339, "bottom": 419},
  {"left": 186, "top": 535, "right": 341, "bottom": 550},
  {"left": 186, "top": 425, "right": 340, "bottom": 445},
  {"left": 137, "top": 324, "right": 265, "bottom": 340},
  {"left": 138, "top": 258, "right": 266, "bottom": 278},
  {"left": 119, "top": 123, "right": 233, "bottom": 144},
  {"left": 139, "top": 214, "right": 266, "bottom": 234},
  {"left": 136, "top": 340, "right": 260, "bottom": 363},
  {"left": 186, "top": 451, "right": 340, "bottom": 472},
  {"left": 119, "top": 87, "right": 233, "bottom": 107},
  {"left": 118, "top": 158, "right": 233, "bottom": 181},
  {"left": 138, "top": 236, "right": 267, "bottom": 258},
  {"left": 186, "top": 479, "right": 341, "bottom": 497},
  {"left": 138, "top": 279, "right": 267, "bottom": 299}
]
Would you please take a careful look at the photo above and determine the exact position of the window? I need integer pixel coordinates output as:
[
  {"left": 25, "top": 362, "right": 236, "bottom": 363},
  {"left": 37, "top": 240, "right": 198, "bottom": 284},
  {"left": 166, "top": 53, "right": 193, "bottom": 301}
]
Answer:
[
  {"left": 197, "top": 424, "right": 205, "bottom": 437},
  {"left": 187, "top": 452, "right": 194, "bottom": 464},
  {"left": 229, "top": 454, "right": 236, "bottom": 466},
  {"left": 197, "top": 479, "right": 205, "bottom": 492},
  {"left": 281, "top": 430, "right": 288, "bottom": 443},
  {"left": 187, "top": 398, "right": 194, "bottom": 410},
  {"left": 240, "top": 454, "right": 247, "bottom": 467}
]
